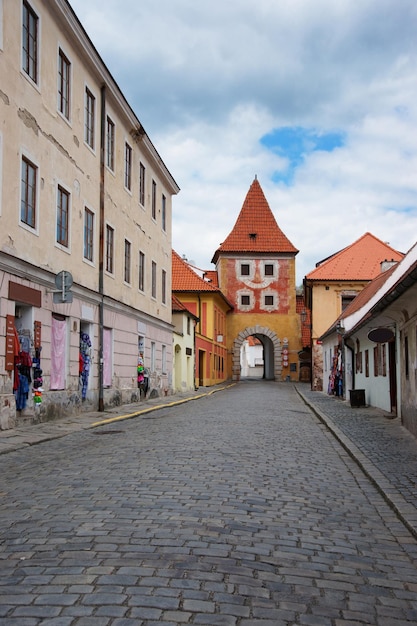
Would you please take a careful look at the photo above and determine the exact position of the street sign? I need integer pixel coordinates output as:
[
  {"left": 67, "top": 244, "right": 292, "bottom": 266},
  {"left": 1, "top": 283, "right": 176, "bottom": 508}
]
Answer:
[
  {"left": 55, "top": 271, "right": 73, "bottom": 291},
  {"left": 54, "top": 270, "right": 73, "bottom": 303}
]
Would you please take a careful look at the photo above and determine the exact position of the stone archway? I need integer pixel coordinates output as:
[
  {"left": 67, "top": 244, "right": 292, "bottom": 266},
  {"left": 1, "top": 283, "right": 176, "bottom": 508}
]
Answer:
[{"left": 232, "top": 326, "right": 282, "bottom": 381}]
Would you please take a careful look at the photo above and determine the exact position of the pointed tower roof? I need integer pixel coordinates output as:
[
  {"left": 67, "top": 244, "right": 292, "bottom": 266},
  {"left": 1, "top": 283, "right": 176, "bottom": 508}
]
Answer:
[
  {"left": 306, "top": 232, "right": 404, "bottom": 282},
  {"left": 211, "top": 178, "right": 298, "bottom": 263}
]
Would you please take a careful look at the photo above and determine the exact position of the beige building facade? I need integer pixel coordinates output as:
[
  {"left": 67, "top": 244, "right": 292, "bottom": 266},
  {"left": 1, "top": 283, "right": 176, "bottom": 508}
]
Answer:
[{"left": 0, "top": 0, "right": 179, "bottom": 428}]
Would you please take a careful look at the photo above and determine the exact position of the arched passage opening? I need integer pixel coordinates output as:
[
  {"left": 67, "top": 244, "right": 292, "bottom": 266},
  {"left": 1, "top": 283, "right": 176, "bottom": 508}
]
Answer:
[{"left": 233, "top": 326, "right": 282, "bottom": 381}]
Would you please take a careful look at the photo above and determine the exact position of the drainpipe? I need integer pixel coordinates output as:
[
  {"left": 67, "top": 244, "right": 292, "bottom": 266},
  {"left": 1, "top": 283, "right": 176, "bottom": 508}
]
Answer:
[{"left": 98, "top": 84, "right": 106, "bottom": 411}]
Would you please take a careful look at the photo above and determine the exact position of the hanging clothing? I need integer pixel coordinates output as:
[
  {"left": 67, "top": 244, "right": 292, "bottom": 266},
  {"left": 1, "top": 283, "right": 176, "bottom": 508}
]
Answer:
[{"left": 15, "top": 374, "right": 29, "bottom": 411}]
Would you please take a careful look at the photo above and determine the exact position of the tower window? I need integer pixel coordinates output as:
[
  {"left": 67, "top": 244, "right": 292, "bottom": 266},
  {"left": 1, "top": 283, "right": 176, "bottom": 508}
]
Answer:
[{"left": 240, "top": 263, "right": 250, "bottom": 276}]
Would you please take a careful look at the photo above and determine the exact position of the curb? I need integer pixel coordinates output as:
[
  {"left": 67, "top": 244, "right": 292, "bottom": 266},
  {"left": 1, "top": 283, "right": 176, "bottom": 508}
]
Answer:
[{"left": 76, "top": 383, "right": 235, "bottom": 428}]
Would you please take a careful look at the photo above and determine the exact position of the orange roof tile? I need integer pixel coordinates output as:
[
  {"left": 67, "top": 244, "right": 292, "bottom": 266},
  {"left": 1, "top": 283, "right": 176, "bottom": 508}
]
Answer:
[
  {"left": 211, "top": 178, "right": 298, "bottom": 263},
  {"left": 306, "top": 232, "right": 404, "bottom": 281},
  {"left": 202, "top": 270, "right": 219, "bottom": 287},
  {"left": 172, "top": 250, "right": 224, "bottom": 293}
]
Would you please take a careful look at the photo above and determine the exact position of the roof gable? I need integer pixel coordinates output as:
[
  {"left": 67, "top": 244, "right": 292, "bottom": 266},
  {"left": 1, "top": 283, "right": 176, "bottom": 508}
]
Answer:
[
  {"left": 212, "top": 178, "right": 298, "bottom": 263},
  {"left": 306, "top": 232, "right": 404, "bottom": 281},
  {"left": 172, "top": 250, "right": 223, "bottom": 293}
]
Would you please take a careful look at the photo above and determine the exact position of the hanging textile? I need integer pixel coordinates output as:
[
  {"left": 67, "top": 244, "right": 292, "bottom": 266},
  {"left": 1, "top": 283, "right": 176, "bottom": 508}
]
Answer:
[{"left": 79, "top": 332, "right": 91, "bottom": 400}]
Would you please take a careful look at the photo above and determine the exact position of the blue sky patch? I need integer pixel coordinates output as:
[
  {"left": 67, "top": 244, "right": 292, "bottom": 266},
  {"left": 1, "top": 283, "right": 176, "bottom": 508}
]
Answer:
[{"left": 261, "top": 126, "right": 345, "bottom": 185}]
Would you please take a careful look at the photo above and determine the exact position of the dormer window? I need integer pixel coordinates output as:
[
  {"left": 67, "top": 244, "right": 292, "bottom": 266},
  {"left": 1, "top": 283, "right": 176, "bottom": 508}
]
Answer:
[{"left": 249, "top": 233, "right": 257, "bottom": 240}]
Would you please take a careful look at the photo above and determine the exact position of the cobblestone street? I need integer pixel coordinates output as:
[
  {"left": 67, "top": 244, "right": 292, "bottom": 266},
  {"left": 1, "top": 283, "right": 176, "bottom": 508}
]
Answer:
[{"left": 1, "top": 381, "right": 417, "bottom": 625}]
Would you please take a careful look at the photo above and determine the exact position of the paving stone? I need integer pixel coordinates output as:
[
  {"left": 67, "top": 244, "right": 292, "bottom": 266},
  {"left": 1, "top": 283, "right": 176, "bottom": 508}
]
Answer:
[{"left": 1, "top": 382, "right": 417, "bottom": 625}]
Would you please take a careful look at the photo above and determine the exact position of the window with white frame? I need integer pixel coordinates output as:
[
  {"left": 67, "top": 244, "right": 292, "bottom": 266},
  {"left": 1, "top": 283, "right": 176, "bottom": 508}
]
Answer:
[
  {"left": 162, "top": 194, "right": 166, "bottom": 231},
  {"left": 106, "top": 224, "right": 114, "bottom": 274},
  {"left": 106, "top": 116, "right": 115, "bottom": 171},
  {"left": 124, "top": 239, "right": 131, "bottom": 284},
  {"left": 151, "top": 261, "right": 156, "bottom": 298},
  {"left": 161, "top": 269, "right": 166, "bottom": 304},
  {"left": 58, "top": 49, "right": 71, "bottom": 120},
  {"left": 56, "top": 185, "right": 70, "bottom": 248},
  {"left": 84, "top": 207, "right": 94, "bottom": 262},
  {"left": 151, "top": 179, "right": 156, "bottom": 219},
  {"left": 85, "top": 87, "right": 95, "bottom": 148},
  {"left": 124, "top": 142, "right": 132, "bottom": 190},
  {"left": 21, "top": 155, "right": 37, "bottom": 229},
  {"left": 22, "top": 0, "right": 38, "bottom": 84},
  {"left": 139, "top": 162, "right": 145, "bottom": 205},
  {"left": 139, "top": 250, "right": 145, "bottom": 291}
]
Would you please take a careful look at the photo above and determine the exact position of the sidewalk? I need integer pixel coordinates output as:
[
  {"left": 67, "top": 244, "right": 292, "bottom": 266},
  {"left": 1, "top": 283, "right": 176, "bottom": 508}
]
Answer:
[
  {"left": 295, "top": 383, "right": 417, "bottom": 540},
  {"left": 1, "top": 381, "right": 416, "bottom": 540}
]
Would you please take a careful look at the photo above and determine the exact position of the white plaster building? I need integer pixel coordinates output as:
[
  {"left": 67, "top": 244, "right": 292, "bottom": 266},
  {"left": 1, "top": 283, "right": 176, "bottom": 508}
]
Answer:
[
  {"left": 320, "top": 243, "right": 417, "bottom": 438},
  {"left": 0, "top": 0, "right": 179, "bottom": 428}
]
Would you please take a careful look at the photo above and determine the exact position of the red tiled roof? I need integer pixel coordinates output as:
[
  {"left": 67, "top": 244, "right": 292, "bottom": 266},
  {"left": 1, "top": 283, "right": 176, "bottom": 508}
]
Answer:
[
  {"left": 211, "top": 178, "right": 298, "bottom": 263},
  {"left": 202, "top": 270, "right": 219, "bottom": 287},
  {"left": 306, "top": 232, "right": 404, "bottom": 281},
  {"left": 172, "top": 250, "right": 224, "bottom": 293}
]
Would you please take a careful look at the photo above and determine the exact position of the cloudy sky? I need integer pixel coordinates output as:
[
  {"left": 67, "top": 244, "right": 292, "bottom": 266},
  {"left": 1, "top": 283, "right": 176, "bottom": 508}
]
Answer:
[{"left": 70, "top": 0, "right": 417, "bottom": 284}]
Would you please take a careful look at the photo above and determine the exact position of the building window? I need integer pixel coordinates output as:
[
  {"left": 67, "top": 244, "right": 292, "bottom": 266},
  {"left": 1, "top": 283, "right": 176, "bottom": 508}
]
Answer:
[
  {"left": 85, "top": 87, "right": 95, "bottom": 148},
  {"left": 139, "top": 162, "right": 145, "bottom": 205},
  {"left": 139, "top": 251, "right": 145, "bottom": 291},
  {"left": 161, "top": 269, "right": 166, "bottom": 304},
  {"left": 151, "top": 261, "right": 157, "bottom": 299},
  {"left": 21, "top": 156, "right": 37, "bottom": 228},
  {"left": 106, "top": 225, "right": 114, "bottom": 274},
  {"left": 241, "top": 263, "right": 250, "bottom": 276},
  {"left": 264, "top": 264, "right": 274, "bottom": 276},
  {"left": 187, "top": 317, "right": 191, "bottom": 335},
  {"left": 56, "top": 185, "right": 69, "bottom": 247},
  {"left": 124, "top": 239, "right": 131, "bottom": 284},
  {"left": 162, "top": 194, "right": 166, "bottom": 231},
  {"left": 22, "top": 1, "right": 38, "bottom": 83},
  {"left": 342, "top": 294, "right": 356, "bottom": 311},
  {"left": 264, "top": 295, "right": 274, "bottom": 306},
  {"left": 58, "top": 49, "right": 70, "bottom": 119},
  {"left": 124, "top": 142, "right": 132, "bottom": 190},
  {"left": 365, "top": 349, "right": 369, "bottom": 377},
  {"left": 373, "top": 346, "right": 379, "bottom": 377},
  {"left": 84, "top": 208, "right": 94, "bottom": 261},
  {"left": 152, "top": 179, "right": 156, "bottom": 219},
  {"left": 241, "top": 295, "right": 250, "bottom": 306},
  {"left": 106, "top": 116, "right": 115, "bottom": 171}
]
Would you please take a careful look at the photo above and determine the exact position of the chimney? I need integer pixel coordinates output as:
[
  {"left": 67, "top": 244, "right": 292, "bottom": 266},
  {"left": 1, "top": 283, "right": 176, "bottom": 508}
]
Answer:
[{"left": 380, "top": 259, "right": 398, "bottom": 273}]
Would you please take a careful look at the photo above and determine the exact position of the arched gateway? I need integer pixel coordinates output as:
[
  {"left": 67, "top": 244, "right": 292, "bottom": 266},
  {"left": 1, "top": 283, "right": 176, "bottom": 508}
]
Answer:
[{"left": 232, "top": 326, "right": 282, "bottom": 381}]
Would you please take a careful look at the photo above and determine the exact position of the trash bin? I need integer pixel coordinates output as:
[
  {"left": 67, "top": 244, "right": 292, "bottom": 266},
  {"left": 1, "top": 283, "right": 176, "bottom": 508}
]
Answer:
[{"left": 349, "top": 389, "right": 365, "bottom": 408}]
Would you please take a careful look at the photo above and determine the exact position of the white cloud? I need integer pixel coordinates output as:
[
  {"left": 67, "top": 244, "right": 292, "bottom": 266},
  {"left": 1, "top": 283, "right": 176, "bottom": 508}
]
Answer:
[{"left": 70, "top": 0, "right": 417, "bottom": 283}]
